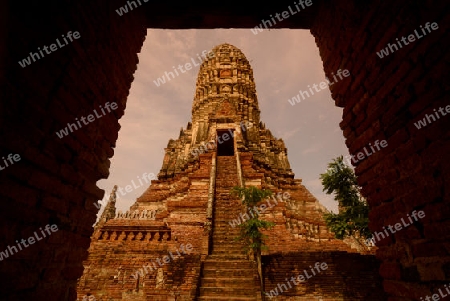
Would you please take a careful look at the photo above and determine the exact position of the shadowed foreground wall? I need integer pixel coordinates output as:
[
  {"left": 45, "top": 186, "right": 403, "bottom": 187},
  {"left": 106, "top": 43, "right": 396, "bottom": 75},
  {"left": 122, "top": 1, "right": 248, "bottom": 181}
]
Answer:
[
  {"left": 263, "top": 252, "right": 386, "bottom": 300},
  {"left": 0, "top": 0, "right": 448, "bottom": 300},
  {"left": 310, "top": 1, "right": 449, "bottom": 300},
  {"left": 0, "top": 1, "right": 147, "bottom": 300}
]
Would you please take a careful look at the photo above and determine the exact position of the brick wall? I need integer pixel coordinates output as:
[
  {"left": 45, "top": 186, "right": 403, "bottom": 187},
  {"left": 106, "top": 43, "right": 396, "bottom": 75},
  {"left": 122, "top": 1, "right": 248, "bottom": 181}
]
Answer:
[
  {"left": 78, "top": 239, "right": 202, "bottom": 301},
  {"left": 263, "top": 252, "right": 386, "bottom": 300},
  {"left": 1, "top": 1, "right": 146, "bottom": 299},
  {"left": 310, "top": 1, "right": 449, "bottom": 299}
]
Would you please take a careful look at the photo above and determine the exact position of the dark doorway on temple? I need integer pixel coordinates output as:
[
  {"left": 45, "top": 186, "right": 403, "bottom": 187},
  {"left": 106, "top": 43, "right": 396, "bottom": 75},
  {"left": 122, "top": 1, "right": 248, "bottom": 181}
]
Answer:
[{"left": 217, "top": 130, "right": 234, "bottom": 156}]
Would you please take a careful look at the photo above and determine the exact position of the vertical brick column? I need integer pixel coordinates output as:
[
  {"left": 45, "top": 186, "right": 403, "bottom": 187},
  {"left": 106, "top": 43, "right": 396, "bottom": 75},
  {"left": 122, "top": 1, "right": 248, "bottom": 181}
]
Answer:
[
  {"left": 0, "top": 1, "right": 146, "bottom": 299},
  {"left": 311, "top": 0, "right": 449, "bottom": 299}
]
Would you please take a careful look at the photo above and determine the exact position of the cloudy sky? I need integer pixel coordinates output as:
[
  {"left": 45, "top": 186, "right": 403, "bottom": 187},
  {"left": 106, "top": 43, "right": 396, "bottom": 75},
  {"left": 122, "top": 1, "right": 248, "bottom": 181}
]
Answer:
[{"left": 97, "top": 29, "right": 352, "bottom": 216}]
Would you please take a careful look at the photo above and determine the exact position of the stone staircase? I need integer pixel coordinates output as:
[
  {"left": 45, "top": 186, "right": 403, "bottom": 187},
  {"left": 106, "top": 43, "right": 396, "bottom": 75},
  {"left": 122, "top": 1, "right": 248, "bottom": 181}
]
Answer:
[{"left": 197, "top": 155, "right": 261, "bottom": 301}]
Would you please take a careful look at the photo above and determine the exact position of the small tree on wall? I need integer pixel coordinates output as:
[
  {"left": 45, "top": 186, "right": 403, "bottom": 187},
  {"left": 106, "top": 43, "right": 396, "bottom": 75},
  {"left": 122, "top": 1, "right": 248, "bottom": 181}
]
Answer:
[
  {"left": 320, "top": 156, "right": 371, "bottom": 249},
  {"left": 230, "top": 186, "right": 275, "bottom": 298}
]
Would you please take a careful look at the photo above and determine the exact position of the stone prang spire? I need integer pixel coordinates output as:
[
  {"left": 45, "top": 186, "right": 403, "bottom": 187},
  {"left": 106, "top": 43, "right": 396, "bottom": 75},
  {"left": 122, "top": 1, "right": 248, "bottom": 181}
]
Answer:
[{"left": 158, "top": 43, "right": 292, "bottom": 181}]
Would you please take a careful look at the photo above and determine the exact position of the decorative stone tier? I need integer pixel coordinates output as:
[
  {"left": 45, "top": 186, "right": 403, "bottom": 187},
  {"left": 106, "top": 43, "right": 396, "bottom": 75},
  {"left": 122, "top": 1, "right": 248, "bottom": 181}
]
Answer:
[
  {"left": 94, "top": 228, "right": 171, "bottom": 242},
  {"left": 115, "top": 209, "right": 157, "bottom": 220}
]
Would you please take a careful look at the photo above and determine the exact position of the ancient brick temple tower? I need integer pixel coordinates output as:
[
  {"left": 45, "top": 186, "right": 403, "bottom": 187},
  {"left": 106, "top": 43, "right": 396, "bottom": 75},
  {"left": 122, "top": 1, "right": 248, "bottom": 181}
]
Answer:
[{"left": 77, "top": 44, "right": 384, "bottom": 301}]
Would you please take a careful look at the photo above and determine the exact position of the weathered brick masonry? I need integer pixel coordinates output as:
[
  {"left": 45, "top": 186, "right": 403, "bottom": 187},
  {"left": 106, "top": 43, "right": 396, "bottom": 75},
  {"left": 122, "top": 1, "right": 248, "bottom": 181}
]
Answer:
[
  {"left": 263, "top": 252, "right": 385, "bottom": 300},
  {"left": 0, "top": 1, "right": 448, "bottom": 300},
  {"left": 309, "top": 1, "right": 450, "bottom": 300}
]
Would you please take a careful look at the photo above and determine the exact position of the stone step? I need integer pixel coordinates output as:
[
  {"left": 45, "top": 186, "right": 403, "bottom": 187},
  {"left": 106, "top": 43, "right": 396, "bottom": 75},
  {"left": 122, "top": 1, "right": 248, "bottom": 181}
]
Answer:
[
  {"left": 203, "top": 258, "right": 255, "bottom": 265},
  {"left": 212, "top": 221, "right": 243, "bottom": 226},
  {"left": 211, "top": 234, "right": 242, "bottom": 240},
  {"left": 197, "top": 157, "right": 260, "bottom": 300},
  {"left": 206, "top": 254, "right": 248, "bottom": 260},
  {"left": 199, "top": 287, "right": 256, "bottom": 297},
  {"left": 212, "top": 214, "right": 244, "bottom": 220},
  {"left": 201, "top": 278, "right": 256, "bottom": 288},
  {"left": 214, "top": 217, "right": 242, "bottom": 224},
  {"left": 214, "top": 191, "right": 239, "bottom": 194},
  {"left": 211, "top": 243, "right": 244, "bottom": 249},
  {"left": 210, "top": 239, "right": 243, "bottom": 244},
  {"left": 212, "top": 228, "right": 241, "bottom": 232},
  {"left": 212, "top": 226, "right": 242, "bottom": 230},
  {"left": 213, "top": 199, "right": 239, "bottom": 202},
  {"left": 213, "top": 218, "right": 243, "bottom": 222},
  {"left": 198, "top": 296, "right": 257, "bottom": 301},
  {"left": 211, "top": 250, "right": 246, "bottom": 256},
  {"left": 202, "top": 267, "right": 255, "bottom": 275},
  {"left": 211, "top": 244, "right": 245, "bottom": 249},
  {"left": 211, "top": 234, "right": 242, "bottom": 239},
  {"left": 213, "top": 225, "right": 241, "bottom": 230},
  {"left": 211, "top": 242, "right": 242, "bottom": 247},
  {"left": 213, "top": 229, "right": 241, "bottom": 240},
  {"left": 202, "top": 268, "right": 255, "bottom": 278},
  {"left": 211, "top": 248, "right": 245, "bottom": 252},
  {"left": 214, "top": 207, "right": 241, "bottom": 209},
  {"left": 211, "top": 235, "right": 241, "bottom": 240},
  {"left": 211, "top": 251, "right": 246, "bottom": 257},
  {"left": 212, "top": 230, "right": 241, "bottom": 235},
  {"left": 212, "top": 232, "right": 242, "bottom": 237},
  {"left": 203, "top": 265, "right": 255, "bottom": 271},
  {"left": 213, "top": 211, "right": 243, "bottom": 215},
  {"left": 212, "top": 224, "right": 242, "bottom": 229},
  {"left": 211, "top": 236, "right": 241, "bottom": 240},
  {"left": 210, "top": 242, "right": 243, "bottom": 247},
  {"left": 212, "top": 233, "right": 241, "bottom": 237},
  {"left": 212, "top": 225, "right": 242, "bottom": 230},
  {"left": 212, "top": 218, "right": 243, "bottom": 222},
  {"left": 213, "top": 211, "right": 242, "bottom": 214}
]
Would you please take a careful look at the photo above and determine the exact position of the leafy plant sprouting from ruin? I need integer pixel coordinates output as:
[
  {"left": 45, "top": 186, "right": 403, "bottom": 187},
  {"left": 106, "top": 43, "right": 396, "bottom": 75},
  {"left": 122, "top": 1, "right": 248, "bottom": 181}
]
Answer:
[
  {"left": 230, "top": 185, "right": 275, "bottom": 299},
  {"left": 230, "top": 186, "right": 275, "bottom": 253},
  {"left": 320, "top": 156, "right": 371, "bottom": 248}
]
